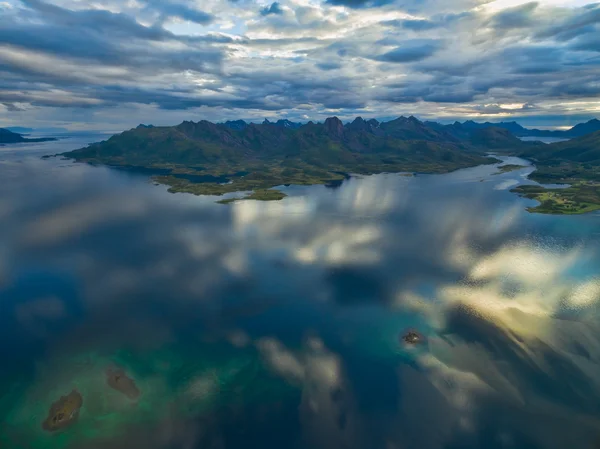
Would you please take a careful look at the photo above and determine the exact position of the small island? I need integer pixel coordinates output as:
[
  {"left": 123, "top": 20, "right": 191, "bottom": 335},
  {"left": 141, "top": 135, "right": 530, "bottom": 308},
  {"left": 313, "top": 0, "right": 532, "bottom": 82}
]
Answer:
[
  {"left": 106, "top": 366, "right": 141, "bottom": 400},
  {"left": 42, "top": 389, "right": 83, "bottom": 432},
  {"left": 401, "top": 330, "right": 424, "bottom": 346},
  {"left": 494, "top": 164, "right": 527, "bottom": 175},
  {"left": 216, "top": 189, "right": 288, "bottom": 204}
]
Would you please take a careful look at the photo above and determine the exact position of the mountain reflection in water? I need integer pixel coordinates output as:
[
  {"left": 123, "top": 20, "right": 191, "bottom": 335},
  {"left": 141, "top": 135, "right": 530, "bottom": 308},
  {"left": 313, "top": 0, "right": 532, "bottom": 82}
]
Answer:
[{"left": 1, "top": 142, "right": 600, "bottom": 449}]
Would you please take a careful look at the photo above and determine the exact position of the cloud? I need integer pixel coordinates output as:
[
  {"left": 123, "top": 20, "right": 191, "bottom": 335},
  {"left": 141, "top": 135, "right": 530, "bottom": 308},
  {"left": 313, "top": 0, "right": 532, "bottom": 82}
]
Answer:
[
  {"left": 488, "top": 1, "right": 539, "bottom": 29},
  {"left": 260, "top": 2, "right": 284, "bottom": 16},
  {"left": 325, "top": 0, "right": 394, "bottom": 8},
  {"left": 0, "top": 0, "right": 599, "bottom": 128},
  {"left": 2, "top": 102, "right": 24, "bottom": 112},
  {"left": 374, "top": 39, "right": 443, "bottom": 63},
  {"left": 142, "top": 0, "right": 215, "bottom": 25}
]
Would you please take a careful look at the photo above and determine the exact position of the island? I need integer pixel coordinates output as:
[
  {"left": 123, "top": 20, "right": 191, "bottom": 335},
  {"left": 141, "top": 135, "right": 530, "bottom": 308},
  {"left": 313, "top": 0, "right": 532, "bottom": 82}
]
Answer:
[
  {"left": 507, "top": 130, "right": 600, "bottom": 214},
  {"left": 510, "top": 184, "right": 600, "bottom": 215},
  {"left": 56, "top": 116, "right": 505, "bottom": 203},
  {"left": 401, "top": 330, "right": 424, "bottom": 346},
  {"left": 0, "top": 128, "right": 57, "bottom": 144},
  {"left": 42, "top": 389, "right": 83, "bottom": 432},
  {"left": 106, "top": 366, "right": 141, "bottom": 400},
  {"left": 494, "top": 164, "right": 527, "bottom": 174}
]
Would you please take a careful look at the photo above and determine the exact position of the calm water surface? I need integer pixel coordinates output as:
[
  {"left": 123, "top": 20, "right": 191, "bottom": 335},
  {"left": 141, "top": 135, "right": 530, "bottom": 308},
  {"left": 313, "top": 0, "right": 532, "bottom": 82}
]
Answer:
[{"left": 1, "top": 136, "right": 600, "bottom": 449}]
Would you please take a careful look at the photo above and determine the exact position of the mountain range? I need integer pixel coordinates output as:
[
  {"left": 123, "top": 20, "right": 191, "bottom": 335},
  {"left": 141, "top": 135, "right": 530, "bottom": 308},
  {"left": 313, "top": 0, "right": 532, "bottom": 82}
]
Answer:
[
  {"left": 427, "top": 119, "right": 600, "bottom": 139},
  {"left": 0, "top": 128, "right": 57, "bottom": 144},
  {"left": 52, "top": 114, "right": 600, "bottom": 208},
  {"left": 60, "top": 115, "right": 508, "bottom": 199},
  {"left": 5, "top": 126, "right": 69, "bottom": 134},
  {"left": 63, "top": 115, "right": 524, "bottom": 168},
  {"left": 217, "top": 117, "right": 600, "bottom": 139}
]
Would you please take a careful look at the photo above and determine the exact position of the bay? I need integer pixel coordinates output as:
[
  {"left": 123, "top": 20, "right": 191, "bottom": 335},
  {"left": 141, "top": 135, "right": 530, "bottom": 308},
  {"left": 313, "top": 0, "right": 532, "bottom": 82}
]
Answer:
[{"left": 1, "top": 136, "right": 600, "bottom": 449}]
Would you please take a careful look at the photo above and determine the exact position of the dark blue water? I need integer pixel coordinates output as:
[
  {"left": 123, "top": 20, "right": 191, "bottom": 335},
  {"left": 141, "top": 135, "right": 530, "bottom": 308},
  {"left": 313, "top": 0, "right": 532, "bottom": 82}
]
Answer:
[{"left": 1, "top": 137, "right": 600, "bottom": 449}]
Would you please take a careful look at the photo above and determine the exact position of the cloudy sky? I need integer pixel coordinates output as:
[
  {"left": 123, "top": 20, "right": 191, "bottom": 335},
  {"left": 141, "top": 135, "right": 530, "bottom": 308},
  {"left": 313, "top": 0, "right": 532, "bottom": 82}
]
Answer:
[{"left": 0, "top": 0, "right": 599, "bottom": 130}]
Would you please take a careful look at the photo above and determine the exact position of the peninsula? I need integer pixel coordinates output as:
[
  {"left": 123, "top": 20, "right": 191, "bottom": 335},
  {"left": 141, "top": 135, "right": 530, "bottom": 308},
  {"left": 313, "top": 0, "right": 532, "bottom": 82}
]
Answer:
[
  {"left": 508, "top": 130, "right": 600, "bottom": 214},
  {"left": 55, "top": 116, "right": 600, "bottom": 213},
  {"left": 59, "top": 116, "right": 504, "bottom": 202},
  {"left": 0, "top": 128, "right": 57, "bottom": 144}
]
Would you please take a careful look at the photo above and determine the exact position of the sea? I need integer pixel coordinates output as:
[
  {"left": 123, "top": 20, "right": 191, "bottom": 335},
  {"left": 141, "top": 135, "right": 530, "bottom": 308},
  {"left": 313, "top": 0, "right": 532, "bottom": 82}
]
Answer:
[{"left": 1, "top": 133, "right": 600, "bottom": 449}]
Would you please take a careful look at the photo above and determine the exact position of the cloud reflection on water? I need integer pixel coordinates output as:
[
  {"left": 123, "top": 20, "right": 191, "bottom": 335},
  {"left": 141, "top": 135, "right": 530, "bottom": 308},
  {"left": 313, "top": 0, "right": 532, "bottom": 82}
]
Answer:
[{"left": 1, "top": 154, "right": 600, "bottom": 448}]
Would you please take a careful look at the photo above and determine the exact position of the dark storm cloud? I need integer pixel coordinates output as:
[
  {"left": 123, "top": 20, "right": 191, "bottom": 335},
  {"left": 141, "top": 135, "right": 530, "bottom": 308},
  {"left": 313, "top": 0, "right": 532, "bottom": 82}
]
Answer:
[
  {"left": 487, "top": 2, "right": 539, "bottom": 30},
  {"left": 325, "top": 0, "right": 486, "bottom": 10},
  {"left": 260, "top": 2, "right": 284, "bottom": 16},
  {"left": 325, "top": 0, "right": 394, "bottom": 8},
  {"left": 1, "top": 2, "right": 224, "bottom": 70},
  {"left": 570, "top": 32, "right": 600, "bottom": 52},
  {"left": 375, "top": 40, "right": 443, "bottom": 63},
  {"left": 500, "top": 45, "right": 566, "bottom": 74},
  {"left": 392, "top": 19, "right": 438, "bottom": 31},
  {"left": 535, "top": 3, "right": 600, "bottom": 40},
  {"left": 382, "top": 13, "right": 472, "bottom": 30},
  {"left": 315, "top": 62, "right": 342, "bottom": 71},
  {"left": 1, "top": 0, "right": 599, "bottom": 125},
  {"left": 2, "top": 102, "right": 24, "bottom": 112},
  {"left": 10, "top": 0, "right": 223, "bottom": 46},
  {"left": 19, "top": 0, "right": 167, "bottom": 40},
  {"left": 374, "top": 81, "right": 477, "bottom": 104},
  {"left": 0, "top": 0, "right": 225, "bottom": 110},
  {"left": 142, "top": 0, "right": 215, "bottom": 25}
]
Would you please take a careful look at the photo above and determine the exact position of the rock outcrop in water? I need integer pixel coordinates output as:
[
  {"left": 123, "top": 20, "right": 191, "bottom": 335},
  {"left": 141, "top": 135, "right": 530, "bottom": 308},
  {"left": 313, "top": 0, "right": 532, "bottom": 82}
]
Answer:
[
  {"left": 42, "top": 389, "right": 83, "bottom": 432},
  {"left": 401, "top": 330, "right": 423, "bottom": 346},
  {"left": 106, "top": 366, "right": 141, "bottom": 400}
]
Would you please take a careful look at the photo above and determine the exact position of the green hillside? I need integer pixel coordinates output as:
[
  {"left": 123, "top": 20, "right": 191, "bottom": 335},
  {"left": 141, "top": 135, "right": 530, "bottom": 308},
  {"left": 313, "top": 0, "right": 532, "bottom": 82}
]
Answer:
[
  {"left": 511, "top": 131, "right": 600, "bottom": 214},
  {"left": 60, "top": 117, "right": 498, "bottom": 200}
]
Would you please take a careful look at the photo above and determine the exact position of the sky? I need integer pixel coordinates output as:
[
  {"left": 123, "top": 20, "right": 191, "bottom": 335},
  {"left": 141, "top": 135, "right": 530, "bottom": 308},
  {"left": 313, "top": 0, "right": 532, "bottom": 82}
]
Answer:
[{"left": 0, "top": 0, "right": 599, "bottom": 130}]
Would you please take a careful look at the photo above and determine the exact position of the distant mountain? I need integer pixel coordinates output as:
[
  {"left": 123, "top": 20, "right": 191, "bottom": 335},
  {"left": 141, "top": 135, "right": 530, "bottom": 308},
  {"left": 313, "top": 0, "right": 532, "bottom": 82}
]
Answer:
[
  {"left": 275, "top": 119, "right": 302, "bottom": 129},
  {"left": 516, "top": 130, "right": 600, "bottom": 184},
  {"left": 5, "top": 127, "right": 34, "bottom": 134},
  {"left": 424, "top": 120, "right": 533, "bottom": 149},
  {"left": 431, "top": 118, "right": 600, "bottom": 139},
  {"left": 520, "top": 130, "right": 600, "bottom": 164},
  {"left": 5, "top": 126, "right": 69, "bottom": 134},
  {"left": 561, "top": 119, "right": 600, "bottom": 138},
  {"left": 0, "top": 128, "right": 57, "bottom": 144},
  {"left": 222, "top": 120, "right": 248, "bottom": 131},
  {"left": 468, "top": 127, "right": 528, "bottom": 149},
  {"left": 380, "top": 116, "right": 462, "bottom": 143},
  {"left": 262, "top": 118, "right": 303, "bottom": 129}
]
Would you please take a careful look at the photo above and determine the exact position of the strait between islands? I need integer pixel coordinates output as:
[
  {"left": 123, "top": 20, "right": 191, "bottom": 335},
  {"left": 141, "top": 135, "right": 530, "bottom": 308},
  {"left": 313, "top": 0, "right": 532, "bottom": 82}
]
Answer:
[{"left": 47, "top": 116, "right": 600, "bottom": 214}]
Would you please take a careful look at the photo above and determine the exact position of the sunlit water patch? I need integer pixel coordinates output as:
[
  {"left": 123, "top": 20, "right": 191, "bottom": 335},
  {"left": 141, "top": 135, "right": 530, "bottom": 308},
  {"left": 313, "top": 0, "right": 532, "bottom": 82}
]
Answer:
[{"left": 1, "top": 138, "right": 600, "bottom": 449}]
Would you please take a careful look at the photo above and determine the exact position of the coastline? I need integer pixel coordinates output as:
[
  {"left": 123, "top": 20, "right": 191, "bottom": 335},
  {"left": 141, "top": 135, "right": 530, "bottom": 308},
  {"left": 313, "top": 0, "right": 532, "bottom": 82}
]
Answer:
[{"left": 57, "top": 155, "right": 500, "bottom": 204}]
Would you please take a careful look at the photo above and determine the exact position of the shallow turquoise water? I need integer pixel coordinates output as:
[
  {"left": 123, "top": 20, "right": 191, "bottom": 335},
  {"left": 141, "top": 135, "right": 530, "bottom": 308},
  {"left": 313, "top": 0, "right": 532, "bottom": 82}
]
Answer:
[{"left": 1, "top": 138, "right": 600, "bottom": 449}]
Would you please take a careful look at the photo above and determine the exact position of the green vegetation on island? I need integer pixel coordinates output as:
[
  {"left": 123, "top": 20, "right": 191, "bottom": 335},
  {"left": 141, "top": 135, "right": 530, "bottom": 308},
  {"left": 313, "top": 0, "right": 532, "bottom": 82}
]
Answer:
[
  {"left": 59, "top": 116, "right": 502, "bottom": 203},
  {"left": 42, "top": 390, "right": 83, "bottom": 432},
  {"left": 505, "top": 130, "right": 600, "bottom": 214},
  {"left": 44, "top": 114, "right": 600, "bottom": 213},
  {"left": 494, "top": 164, "right": 528, "bottom": 174},
  {"left": 216, "top": 189, "right": 288, "bottom": 204},
  {"left": 510, "top": 183, "right": 600, "bottom": 214}
]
